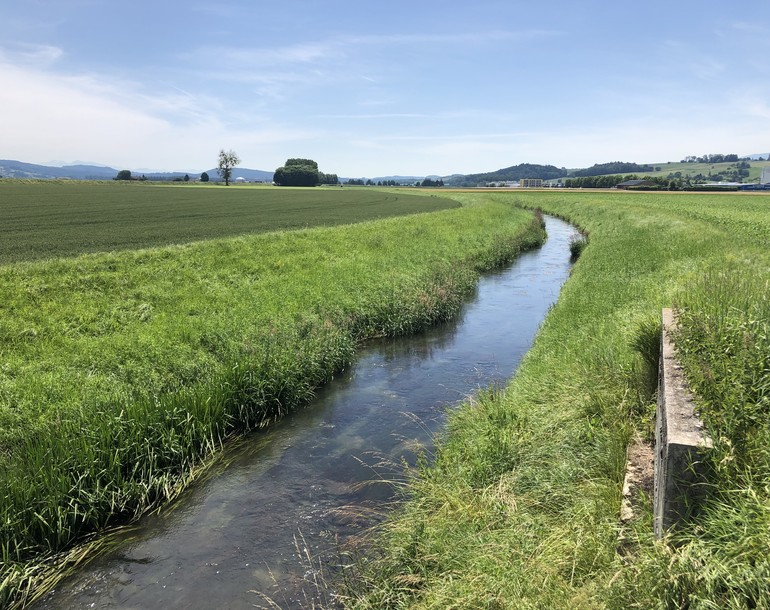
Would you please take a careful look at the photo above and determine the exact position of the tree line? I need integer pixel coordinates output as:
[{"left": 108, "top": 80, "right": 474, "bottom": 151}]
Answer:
[
  {"left": 571, "top": 162, "right": 654, "bottom": 178},
  {"left": 114, "top": 152, "right": 340, "bottom": 187},
  {"left": 680, "top": 153, "right": 741, "bottom": 164}
]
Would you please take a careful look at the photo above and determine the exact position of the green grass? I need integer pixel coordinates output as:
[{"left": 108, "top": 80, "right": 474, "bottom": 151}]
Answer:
[
  {"left": 0, "top": 181, "right": 457, "bottom": 263},
  {"left": 342, "top": 189, "right": 770, "bottom": 609},
  {"left": 583, "top": 159, "right": 770, "bottom": 183},
  {"left": 0, "top": 195, "right": 544, "bottom": 608}
]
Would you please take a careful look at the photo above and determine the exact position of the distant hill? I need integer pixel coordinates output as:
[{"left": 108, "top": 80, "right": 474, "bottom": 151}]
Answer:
[
  {"left": 571, "top": 161, "right": 654, "bottom": 177},
  {"left": 201, "top": 168, "right": 274, "bottom": 182},
  {"left": 0, "top": 160, "right": 119, "bottom": 180},
  {"left": 0, "top": 160, "right": 274, "bottom": 182},
  {"left": 444, "top": 163, "right": 567, "bottom": 186},
  {"left": 367, "top": 175, "right": 428, "bottom": 184}
]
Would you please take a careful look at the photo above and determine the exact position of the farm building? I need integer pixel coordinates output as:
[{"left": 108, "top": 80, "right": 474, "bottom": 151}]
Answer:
[
  {"left": 616, "top": 179, "right": 656, "bottom": 189},
  {"left": 520, "top": 178, "right": 543, "bottom": 188}
]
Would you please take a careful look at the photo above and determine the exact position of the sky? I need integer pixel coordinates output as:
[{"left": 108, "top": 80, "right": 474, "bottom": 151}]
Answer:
[{"left": 2, "top": 0, "right": 770, "bottom": 177}]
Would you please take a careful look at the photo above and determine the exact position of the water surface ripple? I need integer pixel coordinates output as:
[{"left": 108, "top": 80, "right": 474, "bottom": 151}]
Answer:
[{"left": 37, "top": 216, "right": 575, "bottom": 609}]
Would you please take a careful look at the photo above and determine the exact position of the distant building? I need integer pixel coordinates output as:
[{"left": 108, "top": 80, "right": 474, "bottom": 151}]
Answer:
[
  {"left": 520, "top": 178, "right": 543, "bottom": 188},
  {"left": 235, "top": 176, "right": 247, "bottom": 183},
  {"left": 616, "top": 179, "right": 656, "bottom": 189},
  {"left": 702, "top": 182, "right": 742, "bottom": 189},
  {"left": 761, "top": 167, "right": 770, "bottom": 184}
]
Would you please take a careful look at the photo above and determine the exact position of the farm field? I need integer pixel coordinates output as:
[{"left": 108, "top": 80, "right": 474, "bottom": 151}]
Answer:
[
  {"left": 0, "top": 188, "right": 545, "bottom": 607},
  {"left": 0, "top": 181, "right": 457, "bottom": 263},
  {"left": 346, "top": 190, "right": 770, "bottom": 609}
]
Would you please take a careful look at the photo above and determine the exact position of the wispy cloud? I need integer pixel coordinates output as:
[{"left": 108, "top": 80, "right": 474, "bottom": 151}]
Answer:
[
  {"left": 0, "top": 43, "right": 341, "bottom": 171},
  {"left": 659, "top": 40, "right": 726, "bottom": 81},
  {"left": 186, "top": 27, "right": 559, "bottom": 72},
  {"left": 731, "top": 21, "right": 770, "bottom": 35},
  {"left": 0, "top": 42, "right": 64, "bottom": 66},
  {"left": 316, "top": 113, "right": 432, "bottom": 120},
  {"left": 344, "top": 29, "right": 560, "bottom": 46}
]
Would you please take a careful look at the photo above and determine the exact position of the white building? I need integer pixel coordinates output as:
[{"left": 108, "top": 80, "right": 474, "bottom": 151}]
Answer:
[{"left": 761, "top": 167, "right": 770, "bottom": 184}]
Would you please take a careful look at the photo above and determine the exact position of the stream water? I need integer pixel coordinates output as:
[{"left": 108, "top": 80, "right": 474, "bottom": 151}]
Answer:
[{"left": 36, "top": 216, "right": 575, "bottom": 609}]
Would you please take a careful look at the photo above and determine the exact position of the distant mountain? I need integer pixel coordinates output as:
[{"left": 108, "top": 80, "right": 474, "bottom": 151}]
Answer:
[
  {"left": 367, "top": 175, "right": 427, "bottom": 184},
  {"left": 0, "top": 160, "right": 119, "bottom": 180},
  {"left": 444, "top": 163, "right": 568, "bottom": 186},
  {"left": 0, "top": 160, "right": 275, "bottom": 182},
  {"left": 201, "top": 167, "right": 274, "bottom": 182}
]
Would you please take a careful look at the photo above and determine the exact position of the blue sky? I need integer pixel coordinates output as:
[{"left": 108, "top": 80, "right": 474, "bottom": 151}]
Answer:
[{"left": 2, "top": 0, "right": 770, "bottom": 176}]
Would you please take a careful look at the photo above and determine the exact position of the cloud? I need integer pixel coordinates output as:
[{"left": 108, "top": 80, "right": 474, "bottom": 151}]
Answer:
[
  {"left": 0, "top": 42, "right": 64, "bottom": 66},
  {"left": 184, "top": 40, "right": 345, "bottom": 74},
  {"left": 186, "top": 27, "right": 560, "bottom": 84},
  {"left": 0, "top": 56, "right": 323, "bottom": 171},
  {"left": 316, "top": 113, "right": 432, "bottom": 120},
  {"left": 731, "top": 21, "right": 770, "bottom": 35},
  {"left": 731, "top": 89, "right": 770, "bottom": 120},
  {"left": 345, "top": 29, "right": 560, "bottom": 46}
]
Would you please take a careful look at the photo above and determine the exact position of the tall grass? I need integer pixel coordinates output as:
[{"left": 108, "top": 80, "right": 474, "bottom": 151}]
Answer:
[
  {"left": 0, "top": 202, "right": 544, "bottom": 607},
  {"left": 341, "top": 190, "right": 770, "bottom": 609},
  {"left": 607, "top": 262, "right": 770, "bottom": 609}
]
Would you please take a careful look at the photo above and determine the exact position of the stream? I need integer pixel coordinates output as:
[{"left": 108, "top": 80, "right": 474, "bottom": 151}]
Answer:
[{"left": 36, "top": 216, "right": 575, "bottom": 609}]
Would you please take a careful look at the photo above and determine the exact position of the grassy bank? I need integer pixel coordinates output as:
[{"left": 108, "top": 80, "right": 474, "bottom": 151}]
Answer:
[
  {"left": 343, "top": 190, "right": 770, "bottom": 609},
  {"left": 0, "top": 200, "right": 544, "bottom": 607}
]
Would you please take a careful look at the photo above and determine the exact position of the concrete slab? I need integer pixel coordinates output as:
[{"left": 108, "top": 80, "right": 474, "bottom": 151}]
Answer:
[{"left": 653, "top": 308, "right": 713, "bottom": 537}]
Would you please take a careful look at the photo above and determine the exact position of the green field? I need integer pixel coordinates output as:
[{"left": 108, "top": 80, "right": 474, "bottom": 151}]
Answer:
[
  {"left": 345, "top": 190, "right": 770, "bottom": 609},
  {"left": 0, "top": 185, "right": 544, "bottom": 608},
  {"left": 5, "top": 182, "right": 770, "bottom": 608},
  {"left": 599, "top": 159, "right": 770, "bottom": 182},
  {"left": 0, "top": 181, "right": 457, "bottom": 263}
]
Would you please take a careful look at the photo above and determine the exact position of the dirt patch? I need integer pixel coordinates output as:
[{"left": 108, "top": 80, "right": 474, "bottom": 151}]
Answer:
[{"left": 620, "top": 436, "right": 654, "bottom": 523}]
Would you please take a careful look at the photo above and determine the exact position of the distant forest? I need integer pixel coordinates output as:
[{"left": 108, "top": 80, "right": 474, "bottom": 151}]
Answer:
[{"left": 445, "top": 163, "right": 567, "bottom": 186}]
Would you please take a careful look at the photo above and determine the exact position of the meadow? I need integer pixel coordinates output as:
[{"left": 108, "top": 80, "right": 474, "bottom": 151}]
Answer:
[
  {"left": 5, "top": 182, "right": 770, "bottom": 608},
  {"left": 0, "top": 181, "right": 456, "bottom": 263},
  {"left": 344, "top": 190, "right": 770, "bottom": 609},
  {"left": 0, "top": 183, "right": 545, "bottom": 607},
  {"left": 593, "top": 159, "right": 770, "bottom": 182}
]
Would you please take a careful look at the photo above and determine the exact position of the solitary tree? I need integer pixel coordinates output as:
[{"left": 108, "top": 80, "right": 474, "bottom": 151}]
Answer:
[
  {"left": 200, "top": 171, "right": 210, "bottom": 182},
  {"left": 115, "top": 169, "right": 132, "bottom": 180},
  {"left": 217, "top": 149, "right": 241, "bottom": 186}
]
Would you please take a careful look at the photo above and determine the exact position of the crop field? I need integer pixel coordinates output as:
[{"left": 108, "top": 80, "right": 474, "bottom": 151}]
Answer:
[
  {"left": 0, "top": 189, "right": 544, "bottom": 608},
  {"left": 346, "top": 189, "right": 770, "bottom": 609},
  {"left": 0, "top": 181, "right": 457, "bottom": 263}
]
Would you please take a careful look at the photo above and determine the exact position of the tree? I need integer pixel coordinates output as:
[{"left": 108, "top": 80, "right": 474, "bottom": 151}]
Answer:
[
  {"left": 319, "top": 172, "right": 339, "bottom": 185},
  {"left": 183, "top": 174, "right": 190, "bottom": 182},
  {"left": 200, "top": 172, "right": 210, "bottom": 182},
  {"left": 273, "top": 158, "right": 321, "bottom": 187},
  {"left": 115, "top": 169, "right": 132, "bottom": 180},
  {"left": 217, "top": 149, "right": 240, "bottom": 186}
]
